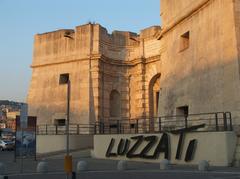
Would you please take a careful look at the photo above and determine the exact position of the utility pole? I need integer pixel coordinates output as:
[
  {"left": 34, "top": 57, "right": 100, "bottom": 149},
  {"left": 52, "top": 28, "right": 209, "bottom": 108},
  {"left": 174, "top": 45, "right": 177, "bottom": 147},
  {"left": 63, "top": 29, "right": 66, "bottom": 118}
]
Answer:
[{"left": 59, "top": 73, "right": 72, "bottom": 179}]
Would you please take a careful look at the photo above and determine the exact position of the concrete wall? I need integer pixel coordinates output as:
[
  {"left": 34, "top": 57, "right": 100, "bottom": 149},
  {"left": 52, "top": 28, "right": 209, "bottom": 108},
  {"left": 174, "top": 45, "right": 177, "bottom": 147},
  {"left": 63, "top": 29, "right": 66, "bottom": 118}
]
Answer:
[
  {"left": 37, "top": 135, "right": 93, "bottom": 154},
  {"left": 93, "top": 132, "right": 237, "bottom": 166}
]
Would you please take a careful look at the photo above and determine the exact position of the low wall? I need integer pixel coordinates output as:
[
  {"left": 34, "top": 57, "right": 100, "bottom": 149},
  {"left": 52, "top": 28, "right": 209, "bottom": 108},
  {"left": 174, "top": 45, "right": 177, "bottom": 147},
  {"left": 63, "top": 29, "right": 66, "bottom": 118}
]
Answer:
[
  {"left": 93, "top": 132, "right": 237, "bottom": 166},
  {"left": 37, "top": 135, "right": 93, "bottom": 154}
]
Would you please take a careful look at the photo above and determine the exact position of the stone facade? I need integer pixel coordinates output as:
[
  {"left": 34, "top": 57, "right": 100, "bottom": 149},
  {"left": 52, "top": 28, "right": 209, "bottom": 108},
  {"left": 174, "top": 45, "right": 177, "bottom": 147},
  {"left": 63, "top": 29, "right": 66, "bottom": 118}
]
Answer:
[
  {"left": 159, "top": 0, "right": 240, "bottom": 126},
  {"left": 27, "top": 24, "right": 161, "bottom": 125},
  {"left": 27, "top": 0, "right": 240, "bottom": 128}
]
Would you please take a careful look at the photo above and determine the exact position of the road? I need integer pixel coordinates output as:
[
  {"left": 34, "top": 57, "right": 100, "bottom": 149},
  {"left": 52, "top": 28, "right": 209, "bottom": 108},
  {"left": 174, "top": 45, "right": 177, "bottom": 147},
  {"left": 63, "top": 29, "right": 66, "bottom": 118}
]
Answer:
[
  {"left": 1, "top": 151, "right": 240, "bottom": 179},
  {"left": 5, "top": 170, "right": 240, "bottom": 179}
]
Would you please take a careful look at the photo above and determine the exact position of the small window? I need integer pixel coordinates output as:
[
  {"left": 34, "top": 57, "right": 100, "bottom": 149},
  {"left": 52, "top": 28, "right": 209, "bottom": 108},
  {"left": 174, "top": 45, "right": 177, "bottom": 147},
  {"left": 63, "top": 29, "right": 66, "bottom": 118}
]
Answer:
[
  {"left": 130, "top": 123, "right": 135, "bottom": 129},
  {"left": 55, "top": 119, "right": 66, "bottom": 126},
  {"left": 180, "top": 31, "right": 190, "bottom": 52},
  {"left": 59, "top": 73, "right": 69, "bottom": 85},
  {"left": 176, "top": 106, "right": 189, "bottom": 116}
]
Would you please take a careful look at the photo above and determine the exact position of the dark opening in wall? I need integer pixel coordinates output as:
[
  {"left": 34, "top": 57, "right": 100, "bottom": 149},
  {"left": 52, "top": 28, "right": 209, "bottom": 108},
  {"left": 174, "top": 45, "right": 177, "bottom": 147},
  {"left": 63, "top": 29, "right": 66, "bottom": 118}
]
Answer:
[
  {"left": 55, "top": 119, "right": 66, "bottom": 126},
  {"left": 110, "top": 90, "right": 121, "bottom": 117},
  {"left": 180, "top": 31, "right": 190, "bottom": 52},
  {"left": 59, "top": 73, "right": 69, "bottom": 84},
  {"left": 176, "top": 106, "right": 189, "bottom": 116},
  {"left": 156, "top": 91, "right": 160, "bottom": 112}
]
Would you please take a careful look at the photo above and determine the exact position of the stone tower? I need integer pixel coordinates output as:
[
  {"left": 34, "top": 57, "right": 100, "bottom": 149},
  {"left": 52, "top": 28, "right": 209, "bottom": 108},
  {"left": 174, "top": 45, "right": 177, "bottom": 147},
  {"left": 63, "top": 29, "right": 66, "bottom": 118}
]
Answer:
[
  {"left": 27, "top": 24, "right": 161, "bottom": 125},
  {"left": 159, "top": 0, "right": 240, "bottom": 127}
]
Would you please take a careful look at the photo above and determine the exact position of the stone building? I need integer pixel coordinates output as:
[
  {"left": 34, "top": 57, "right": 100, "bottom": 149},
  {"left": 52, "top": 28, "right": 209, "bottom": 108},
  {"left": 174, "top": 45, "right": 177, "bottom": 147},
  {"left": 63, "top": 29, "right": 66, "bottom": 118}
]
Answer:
[
  {"left": 158, "top": 0, "right": 240, "bottom": 127},
  {"left": 27, "top": 0, "right": 240, "bottom": 129},
  {"left": 27, "top": 24, "right": 161, "bottom": 125}
]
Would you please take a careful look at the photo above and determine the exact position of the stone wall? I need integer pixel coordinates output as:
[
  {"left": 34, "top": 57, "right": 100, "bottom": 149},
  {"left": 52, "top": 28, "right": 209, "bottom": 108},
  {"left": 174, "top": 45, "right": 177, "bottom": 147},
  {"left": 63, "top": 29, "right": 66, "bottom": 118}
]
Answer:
[
  {"left": 160, "top": 0, "right": 210, "bottom": 30},
  {"left": 234, "top": 0, "right": 240, "bottom": 80},
  {"left": 159, "top": 0, "right": 240, "bottom": 127},
  {"left": 27, "top": 24, "right": 161, "bottom": 125}
]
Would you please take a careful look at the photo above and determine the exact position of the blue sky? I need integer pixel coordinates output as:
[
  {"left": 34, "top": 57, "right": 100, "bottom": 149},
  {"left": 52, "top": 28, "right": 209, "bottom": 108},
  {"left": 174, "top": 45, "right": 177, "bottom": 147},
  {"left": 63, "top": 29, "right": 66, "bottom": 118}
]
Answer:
[{"left": 0, "top": 0, "right": 160, "bottom": 102}]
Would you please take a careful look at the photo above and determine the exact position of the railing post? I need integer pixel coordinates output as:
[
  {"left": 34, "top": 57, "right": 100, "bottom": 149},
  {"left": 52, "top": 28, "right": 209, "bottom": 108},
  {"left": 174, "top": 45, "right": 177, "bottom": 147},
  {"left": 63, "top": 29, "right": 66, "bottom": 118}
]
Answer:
[
  {"left": 46, "top": 124, "right": 48, "bottom": 135},
  {"left": 148, "top": 118, "right": 151, "bottom": 133},
  {"left": 117, "top": 120, "right": 120, "bottom": 134},
  {"left": 102, "top": 122, "right": 105, "bottom": 134},
  {"left": 94, "top": 123, "right": 97, "bottom": 134},
  {"left": 135, "top": 119, "right": 139, "bottom": 134},
  {"left": 184, "top": 115, "right": 188, "bottom": 128},
  {"left": 215, "top": 113, "right": 219, "bottom": 131},
  {"left": 158, "top": 117, "right": 162, "bottom": 132},
  {"left": 223, "top": 113, "right": 227, "bottom": 131},
  {"left": 72, "top": 171, "right": 76, "bottom": 179},
  {"left": 77, "top": 124, "right": 80, "bottom": 135},
  {"left": 109, "top": 123, "right": 111, "bottom": 134},
  {"left": 229, "top": 112, "right": 233, "bottom": 131},
  {"left": 100, "top": 122, "right": 102, "bottom": 134},
  {"left": 55, "top": 125, "right": 58, "bottom": 135}
]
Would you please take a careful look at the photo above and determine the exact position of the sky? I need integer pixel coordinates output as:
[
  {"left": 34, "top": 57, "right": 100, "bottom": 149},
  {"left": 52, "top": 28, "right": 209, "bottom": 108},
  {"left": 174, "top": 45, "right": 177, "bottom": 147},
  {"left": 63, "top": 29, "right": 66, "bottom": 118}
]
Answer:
[{"left": 0, "top": 0, "right": 161, "bottom": 102}]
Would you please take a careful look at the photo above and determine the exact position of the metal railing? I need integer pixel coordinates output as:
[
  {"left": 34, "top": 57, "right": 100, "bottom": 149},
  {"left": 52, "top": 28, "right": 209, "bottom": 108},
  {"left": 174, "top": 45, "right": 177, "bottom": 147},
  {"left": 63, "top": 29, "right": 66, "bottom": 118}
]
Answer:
[
  {"left": 37, "top": 123, "right": 95, "bottom": 135},
  {"left": 37, "top": 112, "right": 233, "bottom": 135},
  {"left": 94, "top": 112, "right": 233, "bottom": 134}
]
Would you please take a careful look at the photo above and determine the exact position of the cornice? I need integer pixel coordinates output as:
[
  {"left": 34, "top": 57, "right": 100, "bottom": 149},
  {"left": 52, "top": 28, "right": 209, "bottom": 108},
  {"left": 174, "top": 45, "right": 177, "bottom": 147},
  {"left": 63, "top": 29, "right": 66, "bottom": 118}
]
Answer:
[
  {"left": 159, "top": 0, "right": 212, "bottom": 39},
  {"left": 31, "top": 53, "right": 160, "bottom": 68}
]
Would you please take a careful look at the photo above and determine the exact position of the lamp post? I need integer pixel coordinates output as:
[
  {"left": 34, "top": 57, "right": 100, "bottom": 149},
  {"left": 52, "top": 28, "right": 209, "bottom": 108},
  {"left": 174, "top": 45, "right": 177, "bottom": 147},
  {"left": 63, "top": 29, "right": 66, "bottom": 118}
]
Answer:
[{"left": 59, "top": 73, "right": 72, "bottom": 179}]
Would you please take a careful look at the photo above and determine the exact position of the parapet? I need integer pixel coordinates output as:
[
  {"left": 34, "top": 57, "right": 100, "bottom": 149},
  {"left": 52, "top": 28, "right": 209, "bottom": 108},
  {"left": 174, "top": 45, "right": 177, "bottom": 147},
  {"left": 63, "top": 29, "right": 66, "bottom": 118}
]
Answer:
[
  {"left": 31, "top": 23, "right": 161, "bottom": 67},
  {"left": 33, "top": 28, "right": 76, "bottom": 66},
  {"left": 160, "top": 0, "right": 210, "bottom": 30},
  {"left": 140, "top": 26, "right": 161, "bottom": 39}
]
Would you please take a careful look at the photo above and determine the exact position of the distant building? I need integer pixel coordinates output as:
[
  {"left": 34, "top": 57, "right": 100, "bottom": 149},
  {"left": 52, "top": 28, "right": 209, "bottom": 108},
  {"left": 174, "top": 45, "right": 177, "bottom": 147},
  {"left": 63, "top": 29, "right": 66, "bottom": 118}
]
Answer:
[
  {"left": 6, "top": 111, "right": 20, "bottom": 120},
  {"left": 0, "top": 108, "right": 6, "bottom": 120},
  {"left": 0, "top": 110, "right": 3, "bottom": 120},
  {"left": 0, "top": 123, "right": 6, "bottom": 129},
  {"left": 0, "top": 102, "right": 20, "bottom": 131}
]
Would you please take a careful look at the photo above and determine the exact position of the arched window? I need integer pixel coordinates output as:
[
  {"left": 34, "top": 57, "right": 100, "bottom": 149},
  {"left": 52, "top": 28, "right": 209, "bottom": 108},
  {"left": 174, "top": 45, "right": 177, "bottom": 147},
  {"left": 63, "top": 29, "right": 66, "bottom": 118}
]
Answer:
[{"left": 110, "top": 90, "right": 121, "bottom": 117}]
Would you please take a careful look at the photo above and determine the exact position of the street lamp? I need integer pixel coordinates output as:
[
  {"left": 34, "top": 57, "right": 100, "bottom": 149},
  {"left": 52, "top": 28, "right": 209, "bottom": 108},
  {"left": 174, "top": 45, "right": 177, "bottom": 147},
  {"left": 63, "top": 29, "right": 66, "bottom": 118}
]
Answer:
[{"left": 59, "top": 73, "right": 72, "bottom": 178}]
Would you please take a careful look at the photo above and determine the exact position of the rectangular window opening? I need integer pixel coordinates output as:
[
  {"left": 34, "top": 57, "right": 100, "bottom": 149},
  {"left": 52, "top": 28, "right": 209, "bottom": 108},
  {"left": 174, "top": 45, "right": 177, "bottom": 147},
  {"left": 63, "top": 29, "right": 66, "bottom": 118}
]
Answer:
[
  {"left": 176, "top": 106, "right": 189, "bottom": 116},
  {"left": 55, "top": 119, "right": 66, "bottom": 126},
  {"left": 180, "top": 31, "right": 190, "bottom": 52},
  {"left": 59, "top": 73, "right": 69, "bottom": 85}
]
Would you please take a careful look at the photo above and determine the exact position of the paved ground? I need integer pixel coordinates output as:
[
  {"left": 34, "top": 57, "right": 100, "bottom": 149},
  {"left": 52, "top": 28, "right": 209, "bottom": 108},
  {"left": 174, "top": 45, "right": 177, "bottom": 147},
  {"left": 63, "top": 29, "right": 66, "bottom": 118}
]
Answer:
[{"left": 1, "top": 150, "right": 240, "bottom": 179}]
